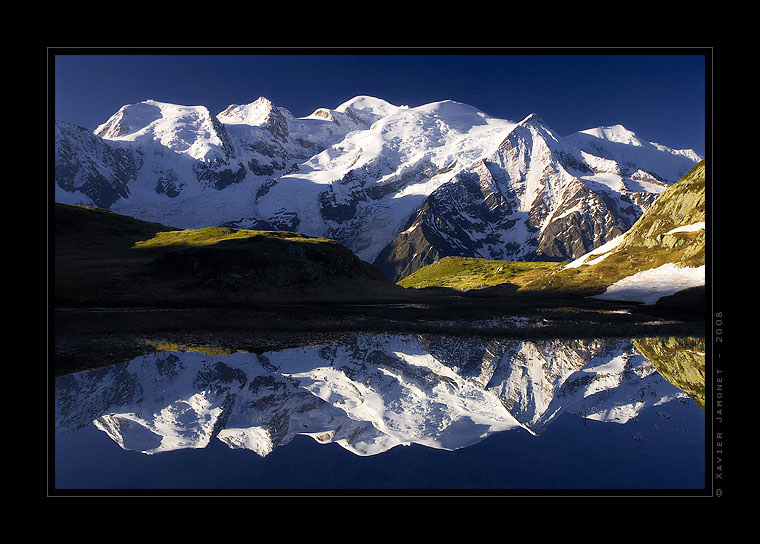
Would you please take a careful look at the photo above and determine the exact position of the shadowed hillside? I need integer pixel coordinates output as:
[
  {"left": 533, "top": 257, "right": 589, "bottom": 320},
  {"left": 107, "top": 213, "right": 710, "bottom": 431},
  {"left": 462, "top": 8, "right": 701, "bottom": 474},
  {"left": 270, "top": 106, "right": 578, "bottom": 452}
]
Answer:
[{"left": 54, "top": 203, "right": 399, "bottom": 307}]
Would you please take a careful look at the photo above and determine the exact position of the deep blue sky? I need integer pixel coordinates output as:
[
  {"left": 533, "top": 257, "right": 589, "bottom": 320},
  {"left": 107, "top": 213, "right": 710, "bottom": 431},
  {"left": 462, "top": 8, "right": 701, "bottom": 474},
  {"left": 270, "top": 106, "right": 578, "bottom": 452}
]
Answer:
[{"left": 53, "top": 53, "right": 707, "bottom": 155}]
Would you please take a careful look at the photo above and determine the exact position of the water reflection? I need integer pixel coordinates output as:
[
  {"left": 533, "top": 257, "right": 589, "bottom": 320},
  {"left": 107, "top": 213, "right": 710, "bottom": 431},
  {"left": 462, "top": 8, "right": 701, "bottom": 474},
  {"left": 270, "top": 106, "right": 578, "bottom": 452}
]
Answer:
[{"left": 55, "top": 334, "right": 704, "bottom": 458}]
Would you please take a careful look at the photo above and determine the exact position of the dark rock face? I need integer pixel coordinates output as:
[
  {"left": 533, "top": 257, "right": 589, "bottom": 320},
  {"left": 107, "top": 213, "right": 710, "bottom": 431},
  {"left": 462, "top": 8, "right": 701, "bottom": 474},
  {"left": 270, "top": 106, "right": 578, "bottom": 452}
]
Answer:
[
  {"left": 154, "top": 171, "right": 183, "bottom": 197},
  {"left": 319, "top": 187, "right": 362, "bottom": 222},
  {"left": 55, "top": 122, "right": 141, "bottom": 208},
  {"left": 247, "top": 159, "right": 276, "bottom": 177},
  {"left": 373, "top": 180, "right": 645, "bottom": 281},
  {"left": 373, "top": 219, "right": 448, "bottom": 282},
  {"left": 531, "top": 185, "right": 627, "bottom": 260},
  {"left": 208, "top": 114, "right": 236, "bottom": 158},
  {"left": 263, "top": 104, "right": 289, "bottom": 141},
  {"left": 194, "top": 160, "right": 247, "bottom": 190}
]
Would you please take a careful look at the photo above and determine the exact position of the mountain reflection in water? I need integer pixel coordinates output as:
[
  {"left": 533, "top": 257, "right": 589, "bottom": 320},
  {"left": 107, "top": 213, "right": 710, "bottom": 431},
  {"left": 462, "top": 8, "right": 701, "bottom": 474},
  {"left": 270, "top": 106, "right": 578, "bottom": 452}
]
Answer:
[{"left": 54, "top": 334, "right": 705, "bottom": 459}]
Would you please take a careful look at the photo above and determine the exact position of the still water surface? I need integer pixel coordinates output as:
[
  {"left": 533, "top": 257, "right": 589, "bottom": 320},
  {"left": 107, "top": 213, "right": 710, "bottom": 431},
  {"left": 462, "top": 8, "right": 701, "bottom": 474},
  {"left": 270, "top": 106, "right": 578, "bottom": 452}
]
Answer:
[{"left": 53, "top": 333, "right": 705, "bottom": 491}]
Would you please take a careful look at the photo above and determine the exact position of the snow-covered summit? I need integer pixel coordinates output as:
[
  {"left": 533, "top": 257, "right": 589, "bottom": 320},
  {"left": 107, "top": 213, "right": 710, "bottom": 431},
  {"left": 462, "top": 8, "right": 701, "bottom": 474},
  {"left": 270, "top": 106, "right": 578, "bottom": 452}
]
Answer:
[
  {"left": 93, "top": 99, "right": 164, "bottom": 139},
  {"left": 94, "top": 99, "right": 232, "bottom": 162},
  {"left": 577, "top": 124, "right": 644, "bottom": 147},
  {"left": 334, "top": 95, "right": 400, "bottom": 118},
  {"left": 217, "top": 97, "right": 281, "bottom": 126}
]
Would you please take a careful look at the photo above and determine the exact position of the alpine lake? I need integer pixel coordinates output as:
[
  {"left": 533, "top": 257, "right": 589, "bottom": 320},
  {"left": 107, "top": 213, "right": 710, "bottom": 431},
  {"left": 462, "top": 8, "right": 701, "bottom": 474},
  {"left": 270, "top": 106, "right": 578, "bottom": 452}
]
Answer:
[{"left": 51, "top": 304, "right": 706, "bottom": 494}]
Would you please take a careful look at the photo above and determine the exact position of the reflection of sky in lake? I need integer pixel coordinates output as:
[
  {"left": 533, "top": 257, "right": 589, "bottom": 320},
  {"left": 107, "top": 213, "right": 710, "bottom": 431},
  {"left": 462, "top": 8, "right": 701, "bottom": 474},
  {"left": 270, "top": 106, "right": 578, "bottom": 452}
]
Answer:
[{"left": 53, "top": 334, "right": 705, "bottom": 491}]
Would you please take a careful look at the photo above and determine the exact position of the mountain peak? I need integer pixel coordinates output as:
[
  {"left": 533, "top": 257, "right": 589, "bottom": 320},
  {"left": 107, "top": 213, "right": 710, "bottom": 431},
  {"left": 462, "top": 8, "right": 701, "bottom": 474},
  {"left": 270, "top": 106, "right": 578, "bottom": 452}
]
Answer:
[
  {"left": 94, "top": 100, "right": 221, "bottom": 141},
  {"left": 94, "top": 101, "right": 162, "bottom": 139},
  {"left": 307, "top": 108, "right": 335, "bottom": 121},
  {"left": 518, "top": 113, "right": 547, "bottom": 127},
  {"left": 336, "top": 95, "right": 395, "bottom": 110},
  {"left": 334, "top": 95, "right": 399, "bottom": 121},
  {"left": 217, "top": 97, "right": 281, "bottom": 126},
  {"left": 578, "top": 124, "right": 643, "bottom": 147}
]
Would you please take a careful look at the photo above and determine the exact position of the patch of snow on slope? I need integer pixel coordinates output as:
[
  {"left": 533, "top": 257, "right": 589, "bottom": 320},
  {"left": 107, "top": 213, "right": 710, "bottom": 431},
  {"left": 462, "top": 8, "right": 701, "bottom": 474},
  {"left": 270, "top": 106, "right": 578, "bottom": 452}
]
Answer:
[
  {"left": 592, "top": 263, "right": 705, "bottom": 305},
  {"left": 579, "top": 173, "right": 626, "bottom": 192},
  {"left": 564, "top": 234, "right": 625, "bottom": 269},
  {"left": 665, "top": 222, "right": 705, "bottom": 235}
]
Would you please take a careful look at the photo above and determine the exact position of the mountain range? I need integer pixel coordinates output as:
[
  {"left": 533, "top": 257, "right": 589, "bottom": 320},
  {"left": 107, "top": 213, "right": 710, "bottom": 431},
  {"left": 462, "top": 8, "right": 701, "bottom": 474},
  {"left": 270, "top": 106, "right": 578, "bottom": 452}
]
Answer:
[{"left": 54, "top": 96, "right": 702, "bottom": 280}]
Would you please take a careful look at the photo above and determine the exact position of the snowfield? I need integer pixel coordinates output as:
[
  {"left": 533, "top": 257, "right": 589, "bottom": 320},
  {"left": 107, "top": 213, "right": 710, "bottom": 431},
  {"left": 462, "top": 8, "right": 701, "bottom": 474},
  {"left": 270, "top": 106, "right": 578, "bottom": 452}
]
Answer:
[
  {"left": 592, "top": 263, "right": 705, "bottom": 305},
  {"left": 564, "top": 234, "right": 625, "bottom": 269},
  {"left": 665, "top": 222, "right": 705, "bottom": 235}
]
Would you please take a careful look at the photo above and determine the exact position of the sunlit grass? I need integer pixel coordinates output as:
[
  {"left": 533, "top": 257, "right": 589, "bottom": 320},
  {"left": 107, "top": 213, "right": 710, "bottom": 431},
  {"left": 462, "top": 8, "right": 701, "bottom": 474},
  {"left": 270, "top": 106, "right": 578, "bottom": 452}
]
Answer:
[
  {"left": 133, "top": 226, "right": 334, "bottom": 249},
  {"left": 398, "top": 256, "right": 564, "bottom": 290},
  {"left": 149, "top": 341, "right": 246, "bottom": 356}
]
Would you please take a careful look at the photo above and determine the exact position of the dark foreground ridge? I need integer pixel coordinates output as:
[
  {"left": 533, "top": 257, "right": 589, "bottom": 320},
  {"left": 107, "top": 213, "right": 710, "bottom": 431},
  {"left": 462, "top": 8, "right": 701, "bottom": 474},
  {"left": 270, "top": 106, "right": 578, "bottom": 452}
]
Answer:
[{"left": 51, "top": 203, "right": 705, "bottom": 375}]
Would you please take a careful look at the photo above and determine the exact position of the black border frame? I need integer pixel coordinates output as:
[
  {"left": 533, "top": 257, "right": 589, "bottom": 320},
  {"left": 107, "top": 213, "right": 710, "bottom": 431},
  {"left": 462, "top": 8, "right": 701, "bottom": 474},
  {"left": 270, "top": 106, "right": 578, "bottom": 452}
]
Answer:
[{"left": 46, "top": 46, "right": 721, "bottom": 499}]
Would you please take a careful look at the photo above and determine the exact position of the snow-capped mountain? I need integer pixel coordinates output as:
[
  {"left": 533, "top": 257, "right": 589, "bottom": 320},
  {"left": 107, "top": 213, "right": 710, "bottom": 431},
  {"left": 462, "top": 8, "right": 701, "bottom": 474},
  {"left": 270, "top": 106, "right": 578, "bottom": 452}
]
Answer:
[
  {"left": 54, "top": 334, "right": 700, "bottom": 457},
  {"left": 54, "top": 95, "right": 702, "bottom": 279},
  {"left": 373, "top": 113, "right": 687, "bottom": 279}
]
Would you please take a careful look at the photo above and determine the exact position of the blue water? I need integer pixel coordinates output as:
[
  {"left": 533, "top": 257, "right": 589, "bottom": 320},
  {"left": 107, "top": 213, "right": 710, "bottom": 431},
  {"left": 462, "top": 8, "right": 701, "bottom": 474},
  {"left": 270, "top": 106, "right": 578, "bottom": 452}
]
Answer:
[
  {"left": 54, "top": 400, "right": 703, "bottom": 491},
  {"left": 51, "top": 335, "right": 706, "bottom": 493}
]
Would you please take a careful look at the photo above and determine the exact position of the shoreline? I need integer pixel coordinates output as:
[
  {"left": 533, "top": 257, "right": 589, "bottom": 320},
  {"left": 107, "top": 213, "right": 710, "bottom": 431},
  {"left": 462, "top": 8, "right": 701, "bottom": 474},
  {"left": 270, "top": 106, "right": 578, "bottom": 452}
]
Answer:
[{"left": 52, "top": 303, "right": 705, "bottom": 376}]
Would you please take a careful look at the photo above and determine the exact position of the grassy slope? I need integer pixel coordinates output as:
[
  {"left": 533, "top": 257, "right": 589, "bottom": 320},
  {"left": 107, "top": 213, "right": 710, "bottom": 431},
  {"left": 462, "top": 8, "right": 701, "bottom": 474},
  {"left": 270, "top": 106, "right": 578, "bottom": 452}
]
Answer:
[
  {"left": 397, "top": 160, "right": 706, "bottom": 301},
  {"left": 54, "top": 203, "right": 398, "bottom": 307},
  {"left": 398, "top": 257, "right": 564, "bottom": 291},
  {"left": 133, "top": 227, "right": 335, "bottom": 249}
]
